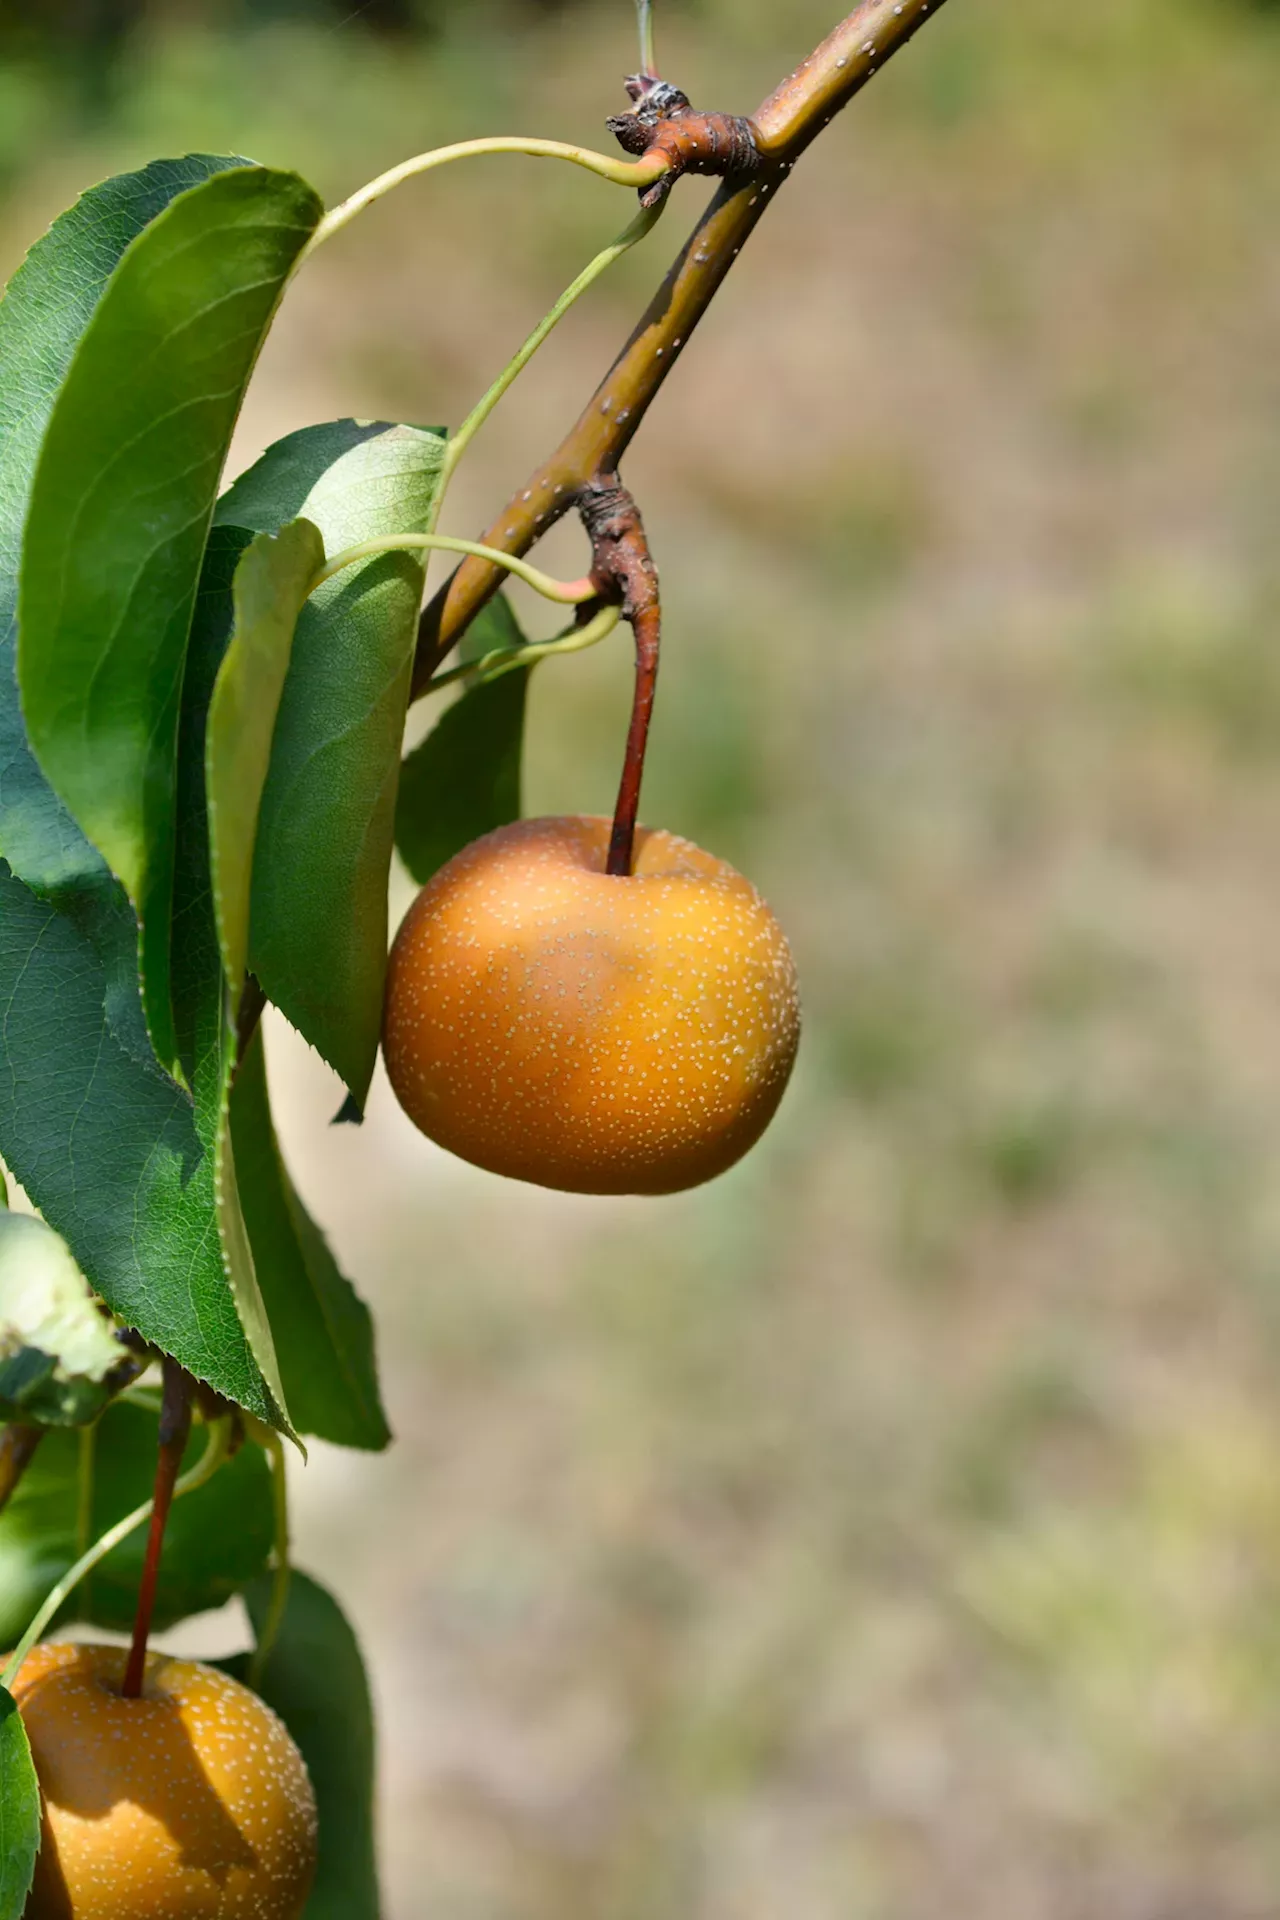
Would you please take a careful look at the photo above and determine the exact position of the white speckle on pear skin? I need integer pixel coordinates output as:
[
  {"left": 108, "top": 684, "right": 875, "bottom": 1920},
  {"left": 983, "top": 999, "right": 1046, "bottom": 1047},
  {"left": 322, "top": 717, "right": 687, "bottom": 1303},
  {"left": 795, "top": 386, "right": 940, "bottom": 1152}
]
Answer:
[{"left": 383, "top": 815, "right": 801, "bottom": 1196}]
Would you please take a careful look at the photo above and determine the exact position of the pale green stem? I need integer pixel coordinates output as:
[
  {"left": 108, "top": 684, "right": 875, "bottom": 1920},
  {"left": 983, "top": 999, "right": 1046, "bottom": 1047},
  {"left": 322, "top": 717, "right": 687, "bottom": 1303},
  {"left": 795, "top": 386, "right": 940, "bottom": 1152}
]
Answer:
[
  {"left": 248, "top": 1434, "right": 290, "bottom": 1692},
  {"left": 1, "top": 1419, "right": 231, "bottom": 1693},
  {"left": 309, "top": 535, "right": 597, "bottom": 605},
  {"left": 442, "top": 204, "right": 662, "bottom": 488},
  {"left": 301, "top": 138, "right": 668, "bottom": 262},
  {"left": 424, "top": 602, "right": 622, "bottom": 695},
  {"left": 74, "top": 1421, "right": 96, "bottom": 1617},
  {"left": 638, "top": 0, "right": 657, "bottom": 76}
]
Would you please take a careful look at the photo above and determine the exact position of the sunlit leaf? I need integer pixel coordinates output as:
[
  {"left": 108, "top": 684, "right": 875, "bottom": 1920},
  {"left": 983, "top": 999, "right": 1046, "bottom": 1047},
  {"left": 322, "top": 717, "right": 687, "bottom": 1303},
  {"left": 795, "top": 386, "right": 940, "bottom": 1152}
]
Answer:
[
  {"left": 17, "top": 164, "right": 322, "bottom": 1077},
  {"left": 207, "top": 519, "right": 324, "bottom": 1008},
  {"left": 171, "top": 528, "right": 291, "bottom": 1434},
  {"left": 218, "top": 422, "right": 447, "bottom": 1106},
  {"left": 231, "top": 1027, "right": 390, "bottom": 1452},
  {"left": 0, "top": 1214, "right": 135, "bottom": 1429},
  {"left": 0, "top": 154, "right": 245, "bottom": 1070}
]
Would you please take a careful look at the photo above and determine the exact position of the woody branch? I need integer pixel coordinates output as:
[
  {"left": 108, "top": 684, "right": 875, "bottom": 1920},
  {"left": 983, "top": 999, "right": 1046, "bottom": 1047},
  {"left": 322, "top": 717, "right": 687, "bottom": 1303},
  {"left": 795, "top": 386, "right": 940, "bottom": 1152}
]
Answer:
[{"left": 412, "top": 0, "right": 952, "bottom": 690}]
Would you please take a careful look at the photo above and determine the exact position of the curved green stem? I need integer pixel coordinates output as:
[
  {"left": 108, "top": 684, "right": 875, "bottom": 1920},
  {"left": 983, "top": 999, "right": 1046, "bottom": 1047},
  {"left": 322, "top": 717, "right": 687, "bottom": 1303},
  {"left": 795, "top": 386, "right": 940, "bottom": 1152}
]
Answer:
[
  {"left": 424, "top": 602, "right": 622, "bottom": 695},
  {"left": 310, "top": 535, "right": 597, "bottom": 606},
  {"left": 443, "top": 204, "right": 662, "bottom": 490},
  {"left": 1, "top": 1417, "right": 231, "bottom": 1693},
  {"left": 248, "top": 1433, "right": 290, "bottom": 1692},
  {"left": 302, "top": 138, "right": 668, "bottom": 261}
]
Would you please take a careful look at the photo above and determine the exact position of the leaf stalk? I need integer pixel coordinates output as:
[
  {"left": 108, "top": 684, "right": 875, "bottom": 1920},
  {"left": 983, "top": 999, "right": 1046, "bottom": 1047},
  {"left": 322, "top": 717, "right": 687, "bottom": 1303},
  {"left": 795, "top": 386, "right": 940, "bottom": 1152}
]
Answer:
[
  {"left": 247, "top": 1431, "right": 290, "bottom": 1692},
  {"left": 301, "top": 136, "right": 668, "bottom": 262},
  {"left": 422, "top": 601, "right": 622, "bottom": 696},
  {"left": 310, "top": 535, "right": 597, "bottom": 607}
]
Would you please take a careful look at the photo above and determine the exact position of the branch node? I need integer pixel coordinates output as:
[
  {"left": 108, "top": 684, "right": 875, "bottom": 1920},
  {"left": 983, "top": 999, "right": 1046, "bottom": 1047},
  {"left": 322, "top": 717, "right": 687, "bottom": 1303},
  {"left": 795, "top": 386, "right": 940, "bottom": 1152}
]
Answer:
[
  {"left": 577, "top": 478, "right": 660, "bottom": 878},
  {"left": 607, "top": 75, "right": 760, "bottom": 209},
  {"left": 579, "top": 477, "right": 658, "bottom": 618}
]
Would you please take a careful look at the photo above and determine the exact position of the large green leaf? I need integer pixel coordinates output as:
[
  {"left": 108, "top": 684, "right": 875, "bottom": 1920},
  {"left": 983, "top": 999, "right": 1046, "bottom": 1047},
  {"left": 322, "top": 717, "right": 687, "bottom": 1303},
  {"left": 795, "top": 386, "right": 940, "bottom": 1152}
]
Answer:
[
  {"left": 170, "top": 527, "right": 290, "bottom": 1433},
  {"left": 0, "top": 1688, "right": 39, "bottom": 1920},
  {"left": 230, "top": 1027, "right": 389, "bottom": 1452},
  {"left": 207, "top": 519, "right": 323, "bottom": 1008},
  {"left": 0, "top": 859, "right": 283, "bottom": 1423},
  {"left": 242, "top": 1570, "right": 380, "bottom": 1920},
  {"left": 17, "top": 164, "right": 322, "bottom": 1080},
  {"left": 0, "top": 1398, "right": 273, "bottom": 1645},
  {"left": 395, "top": 593, "right": 531, "bottom": 886},
  {"left": 0, "top": 155, "right": 245, "bottom": 1071},
  {"left": 216, "top": 422, "right": 447, "bottom": 1106}
]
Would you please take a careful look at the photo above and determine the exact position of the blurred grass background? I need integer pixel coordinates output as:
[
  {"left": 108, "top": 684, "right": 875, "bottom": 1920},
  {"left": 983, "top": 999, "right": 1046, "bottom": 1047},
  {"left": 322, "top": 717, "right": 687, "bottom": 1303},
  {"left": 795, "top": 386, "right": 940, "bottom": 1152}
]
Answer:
[{"left": 6, "top": 0, "right": 1280, "bottom": 1913}]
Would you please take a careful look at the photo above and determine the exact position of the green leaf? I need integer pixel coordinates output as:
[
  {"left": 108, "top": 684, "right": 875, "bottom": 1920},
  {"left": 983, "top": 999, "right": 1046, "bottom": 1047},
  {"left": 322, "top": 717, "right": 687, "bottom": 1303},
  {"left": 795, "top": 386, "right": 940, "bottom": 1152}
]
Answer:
[
  {"left": 0, "top": 859, "right": 284, "bottom": 1424},
  {"left": 242, "top": 1570, "right": 380, "bottom": 1920},
  {"left": 0, "top": 1213, "right": 134, "bottom": 1428},
  {"left": 207, "top": 519, "right": 323, "bottom": 1006},
  {"left": 214, "top": 419, "right": 400, "bottom": 531},
  {"left": 230, "top": 1027, "right": 390, "bottom": 1452},
  {"left": 395, "top": 593, "right": 532, "bottom": 885},
  {"left": 17, "top": 164, "right": 322, "bottom": 1080},
  {"left": 218, "top": 422, "right": 447, "bottom": 1106},
  {"left": 170, "top": 527, "right": 291, "bottom": 1434},
  {"left": 0, "top": 155, "right": 246, "bottom": 1071},
  {"left": 0, "top": 1687, "right": 39, "bottom": 1920},
  {"left": 0, "top": 1398, "right": 273, "bottom": 1644}
]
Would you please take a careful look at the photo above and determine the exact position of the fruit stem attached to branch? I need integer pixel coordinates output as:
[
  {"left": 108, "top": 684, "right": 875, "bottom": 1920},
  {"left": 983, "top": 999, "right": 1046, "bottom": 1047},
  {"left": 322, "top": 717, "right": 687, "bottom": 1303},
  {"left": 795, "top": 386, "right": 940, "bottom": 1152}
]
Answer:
[
  {"left": 1, "top": 1415, "right": 230, "bottom": 1694},
  {"left": 413, "top": 0, "right": 954, "bottom": 688},
  {"left": 121, "top": 1360, "right": 194, "bottom": 1699},
  {"left": 580, "top": 477, "right": 661, "bottom": 878}
]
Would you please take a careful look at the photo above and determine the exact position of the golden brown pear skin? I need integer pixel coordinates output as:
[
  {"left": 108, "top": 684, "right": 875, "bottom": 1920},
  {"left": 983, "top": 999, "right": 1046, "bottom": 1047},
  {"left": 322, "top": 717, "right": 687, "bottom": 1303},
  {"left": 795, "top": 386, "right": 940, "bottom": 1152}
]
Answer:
[
  {"left": 383, "top": 815, "right": 800, "bottom": 1195},
  {"left": 12, "top": 1641, "right": 317, "bottom": 1920}
]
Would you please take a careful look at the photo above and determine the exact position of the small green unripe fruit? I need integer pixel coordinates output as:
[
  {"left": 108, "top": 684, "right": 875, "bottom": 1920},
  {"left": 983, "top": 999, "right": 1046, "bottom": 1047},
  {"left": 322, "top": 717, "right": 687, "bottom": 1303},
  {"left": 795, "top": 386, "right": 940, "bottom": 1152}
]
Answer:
[
  {"left": 383, "top": 814, "right": 800, "bottom": 1194},
  {"left": 13, "top": 1640, "right": 317, "bottom": 1920}
]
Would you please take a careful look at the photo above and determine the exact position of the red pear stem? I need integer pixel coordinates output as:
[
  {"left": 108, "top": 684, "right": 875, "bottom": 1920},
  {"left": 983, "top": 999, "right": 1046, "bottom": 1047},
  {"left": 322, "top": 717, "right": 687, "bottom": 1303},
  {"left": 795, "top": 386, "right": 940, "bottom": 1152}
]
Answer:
[
  {"left": 608, "top": 598, "right": 660, "bottom": 876},
  {"left": 121, "top": 1360, "right": 193, "bottom": 1700},
  {"left": 579, "top": 478, "right": 661, "bottom": 878}
]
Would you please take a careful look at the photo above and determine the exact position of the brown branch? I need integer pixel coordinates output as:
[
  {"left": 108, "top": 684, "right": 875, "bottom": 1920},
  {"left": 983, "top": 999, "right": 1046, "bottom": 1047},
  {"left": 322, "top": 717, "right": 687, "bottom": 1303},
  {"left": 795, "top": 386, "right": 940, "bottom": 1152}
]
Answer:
[
  {"left": 607, "top": 75, "right": 761, "bottom": 209},
  {"left": 413, "top": 0, "right": 952, "bottom": 690}
]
